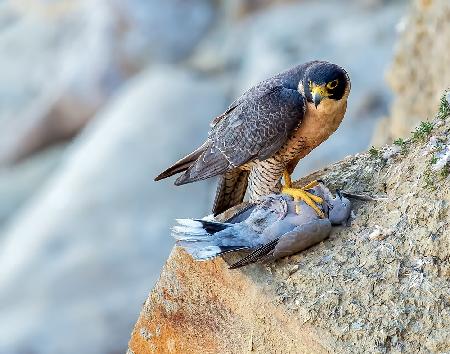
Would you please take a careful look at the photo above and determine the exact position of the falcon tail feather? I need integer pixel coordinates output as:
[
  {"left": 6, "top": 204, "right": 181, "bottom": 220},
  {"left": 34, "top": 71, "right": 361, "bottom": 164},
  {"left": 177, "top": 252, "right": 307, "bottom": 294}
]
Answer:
[
  {"left": 174, "top": 147, "right": 230, "bottom": 186},
  {"left": 154, "top": 142, "right": 208, "bottom": 181},
  {"left": 213, "top": 170, "right": 249, "bottom": 216}
]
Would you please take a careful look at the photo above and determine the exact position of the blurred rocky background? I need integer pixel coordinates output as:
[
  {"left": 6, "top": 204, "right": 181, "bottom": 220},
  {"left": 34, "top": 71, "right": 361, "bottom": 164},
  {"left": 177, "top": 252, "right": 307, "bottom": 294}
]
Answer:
[
  {"left": 372, "top": 0, "right": 450, "bottom": 146},
  {"left": 1, "top": 0, "right": 445, "bottom": 353}
]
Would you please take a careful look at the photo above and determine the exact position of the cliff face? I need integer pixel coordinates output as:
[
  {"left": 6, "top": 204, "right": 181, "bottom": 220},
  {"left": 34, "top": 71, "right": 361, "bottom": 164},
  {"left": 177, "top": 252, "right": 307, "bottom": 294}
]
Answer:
[
  {"left": 128, "top": 97, "right": 450, "bottom": 353},
  {"left": 373, "top": 0, "right": 450, "bottom": 145}
]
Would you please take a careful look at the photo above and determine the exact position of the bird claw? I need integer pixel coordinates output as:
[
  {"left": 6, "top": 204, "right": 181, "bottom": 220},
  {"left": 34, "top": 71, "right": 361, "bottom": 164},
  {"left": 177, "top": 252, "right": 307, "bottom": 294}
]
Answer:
[
  {"left": 281, "top": 172, "right": 324, "bottom": 218},
  {"left": 282, "top": 186, "right": 325, "bottom": 218}
]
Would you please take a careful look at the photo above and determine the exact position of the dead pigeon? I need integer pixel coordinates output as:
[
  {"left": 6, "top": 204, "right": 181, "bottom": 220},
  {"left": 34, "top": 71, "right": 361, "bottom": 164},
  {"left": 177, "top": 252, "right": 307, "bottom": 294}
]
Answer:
[{"left": 172, "top": 183, "right": 351, "bottom": 268}]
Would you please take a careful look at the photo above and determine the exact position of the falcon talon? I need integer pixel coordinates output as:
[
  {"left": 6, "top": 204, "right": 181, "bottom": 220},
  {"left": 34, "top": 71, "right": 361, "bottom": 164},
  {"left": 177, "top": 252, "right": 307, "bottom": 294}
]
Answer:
[
  {"left": 281, "top": 187, "right": 325, "bottom": 218},
  {"left": 302, "top": 180, "right": 321, "bottom": 190},
  {"left": 281, "top": 176, "right": 324, "bottom": 218}
]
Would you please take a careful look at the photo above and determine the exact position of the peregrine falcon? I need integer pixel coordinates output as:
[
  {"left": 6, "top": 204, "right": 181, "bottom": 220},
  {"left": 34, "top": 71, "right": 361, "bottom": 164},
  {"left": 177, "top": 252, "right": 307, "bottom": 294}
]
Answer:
[{"left": 155, "top": 61, "right": 351, "bottom": 216}]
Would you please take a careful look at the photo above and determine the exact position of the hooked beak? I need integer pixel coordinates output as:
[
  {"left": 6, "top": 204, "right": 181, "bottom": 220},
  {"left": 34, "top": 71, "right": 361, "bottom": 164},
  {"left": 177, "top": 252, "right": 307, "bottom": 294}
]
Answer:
[
  {"left": 310, "top": 84, "right": 327, "bottom": 108},
  {"left": 313, "top": 92, "right": 322, "bottom": 108}
]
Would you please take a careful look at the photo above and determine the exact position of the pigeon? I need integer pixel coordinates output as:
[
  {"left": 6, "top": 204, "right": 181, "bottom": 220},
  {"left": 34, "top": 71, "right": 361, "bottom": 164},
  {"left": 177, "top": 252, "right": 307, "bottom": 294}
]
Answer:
[{"left": 172, "top": 183, "right": 351, "bottom": 269}]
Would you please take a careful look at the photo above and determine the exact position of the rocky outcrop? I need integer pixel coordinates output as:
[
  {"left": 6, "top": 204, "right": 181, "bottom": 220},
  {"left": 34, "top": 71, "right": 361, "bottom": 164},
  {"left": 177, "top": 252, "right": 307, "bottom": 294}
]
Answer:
[
  {"left": 128, "top": 97, "right": 450, "bottom": 353},
  {"left": 372, "top": 0, "right": 450, "bottom": 146}
]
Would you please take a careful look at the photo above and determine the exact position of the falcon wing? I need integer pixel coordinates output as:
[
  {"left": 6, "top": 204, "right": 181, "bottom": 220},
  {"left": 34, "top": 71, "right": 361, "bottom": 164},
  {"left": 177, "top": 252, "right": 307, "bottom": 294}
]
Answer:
[
  {"left": 209, "top": 81, "right": 272, "bottom": 128},
  {"left": 212, "top": 85, "right": 305, "bottom": 164},
  {"left": 175, "top": 84, "right": 305, "bottom": 185}
]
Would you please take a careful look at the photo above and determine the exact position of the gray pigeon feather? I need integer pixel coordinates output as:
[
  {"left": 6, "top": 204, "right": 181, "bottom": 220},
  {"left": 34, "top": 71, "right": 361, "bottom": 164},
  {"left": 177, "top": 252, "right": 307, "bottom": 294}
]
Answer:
[{"left": 172, "top": 183, "right": 351, "bottom": 267}]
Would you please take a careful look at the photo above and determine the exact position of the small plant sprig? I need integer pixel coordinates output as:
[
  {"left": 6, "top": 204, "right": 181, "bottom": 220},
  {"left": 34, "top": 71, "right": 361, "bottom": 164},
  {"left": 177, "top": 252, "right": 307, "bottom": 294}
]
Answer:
[
  {"left": 437, "top": 90, "right": 450, "bottom": 120},
  {"left": 425, "top": 146, "right": 450, "bottom": 189},
  {"left": 393, "top": 137, "right": 408, "bottom": 154},
  {"left": 369, "top": 146, "right": 380, "bottom": 158},
  {"left": 412, "top": 121, "right": 433, "bottom": 142}
]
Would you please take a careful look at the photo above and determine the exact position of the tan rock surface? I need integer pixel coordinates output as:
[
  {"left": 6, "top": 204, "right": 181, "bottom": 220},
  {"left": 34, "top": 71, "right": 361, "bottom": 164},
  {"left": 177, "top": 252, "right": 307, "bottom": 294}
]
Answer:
[
  {"left": 129, "top": 249, "right": 331, "bottom": 354},
  {"left": 372, "top": 0, "right": 450, "bottom": 146},
  {"left": 129, "top": 101, "right": 450, "bottom": 353}
]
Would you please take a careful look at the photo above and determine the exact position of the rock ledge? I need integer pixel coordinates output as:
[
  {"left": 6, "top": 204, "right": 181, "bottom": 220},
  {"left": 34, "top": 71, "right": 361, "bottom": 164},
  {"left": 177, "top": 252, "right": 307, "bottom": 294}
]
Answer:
[{"left": 128, "top": 100, "right": 450, "bottom": 353}]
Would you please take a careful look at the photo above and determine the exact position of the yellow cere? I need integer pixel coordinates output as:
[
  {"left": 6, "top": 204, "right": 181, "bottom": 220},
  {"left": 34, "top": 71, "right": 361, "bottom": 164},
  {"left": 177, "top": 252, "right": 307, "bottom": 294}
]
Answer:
[{"left": 310, "top": 82, "right": 331, "bottom": 97}]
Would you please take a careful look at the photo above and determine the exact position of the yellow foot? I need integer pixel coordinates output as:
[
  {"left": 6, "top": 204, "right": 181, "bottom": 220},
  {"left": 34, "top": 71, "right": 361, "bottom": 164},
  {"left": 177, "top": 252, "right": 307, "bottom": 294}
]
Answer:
[{"left": 282, "top": 172, "right": 325, "bottom": 218}]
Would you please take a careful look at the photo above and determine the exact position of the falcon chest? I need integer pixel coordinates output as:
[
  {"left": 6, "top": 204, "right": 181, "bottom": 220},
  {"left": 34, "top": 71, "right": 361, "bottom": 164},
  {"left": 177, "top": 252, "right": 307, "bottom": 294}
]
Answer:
[{"left": 279, "top": 98, "right": 348, "bottom": 162}]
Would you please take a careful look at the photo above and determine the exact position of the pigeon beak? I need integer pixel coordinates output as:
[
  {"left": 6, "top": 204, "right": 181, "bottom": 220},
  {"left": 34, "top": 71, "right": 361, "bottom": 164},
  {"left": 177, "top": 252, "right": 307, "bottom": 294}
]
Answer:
[{"left": 336, "top": 189, "right": 343, "bottom": 200}]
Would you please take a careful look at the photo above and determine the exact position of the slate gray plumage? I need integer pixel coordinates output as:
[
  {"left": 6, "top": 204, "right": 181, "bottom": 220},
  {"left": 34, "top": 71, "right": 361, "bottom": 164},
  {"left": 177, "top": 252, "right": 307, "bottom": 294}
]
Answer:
[{"left": 156, "top": 61, "right": 350, "bottom": 215}]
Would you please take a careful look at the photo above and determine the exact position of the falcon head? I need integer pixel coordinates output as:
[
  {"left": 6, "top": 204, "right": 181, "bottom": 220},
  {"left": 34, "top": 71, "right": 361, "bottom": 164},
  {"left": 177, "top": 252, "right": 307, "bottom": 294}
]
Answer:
[{"left": 302, "top": 62, "right": 350, "bottom": 108}]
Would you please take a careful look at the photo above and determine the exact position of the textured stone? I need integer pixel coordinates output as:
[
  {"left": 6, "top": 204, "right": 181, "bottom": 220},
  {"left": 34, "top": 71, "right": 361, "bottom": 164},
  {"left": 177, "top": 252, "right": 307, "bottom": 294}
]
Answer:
[{"left": 129, "top": 248, "right": 330, "bottom": 354}]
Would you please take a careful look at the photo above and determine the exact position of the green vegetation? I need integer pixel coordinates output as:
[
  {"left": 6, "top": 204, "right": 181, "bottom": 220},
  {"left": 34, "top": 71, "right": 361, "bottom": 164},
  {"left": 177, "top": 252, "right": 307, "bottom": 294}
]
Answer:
[
  {"left": 393, "top": 138, "right": 405, "bottom": 146},
  {"left": 424, "top": 148, "right": 450, "bottom": 189},
  {"left": 412, "top": 121, "right": 434, "bottom": 142},
  {"left": 369, "top": 146, "right": 380, "bottom": 158},
  {"left": 437, "top": 91, "right": 450, "bottom": 120},
  {"left": 393, "top": 137, "right": 408, "bottom": 154}
]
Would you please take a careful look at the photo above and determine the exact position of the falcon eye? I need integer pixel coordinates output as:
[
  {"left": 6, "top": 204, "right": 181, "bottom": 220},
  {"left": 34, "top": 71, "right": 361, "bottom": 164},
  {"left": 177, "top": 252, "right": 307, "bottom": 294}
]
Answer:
[
  {"left": 308, "top": 80, "right": 313, "bottom": 89},
  {"left": 327, "top": 79, "right": 339, "bottom": 89}
]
